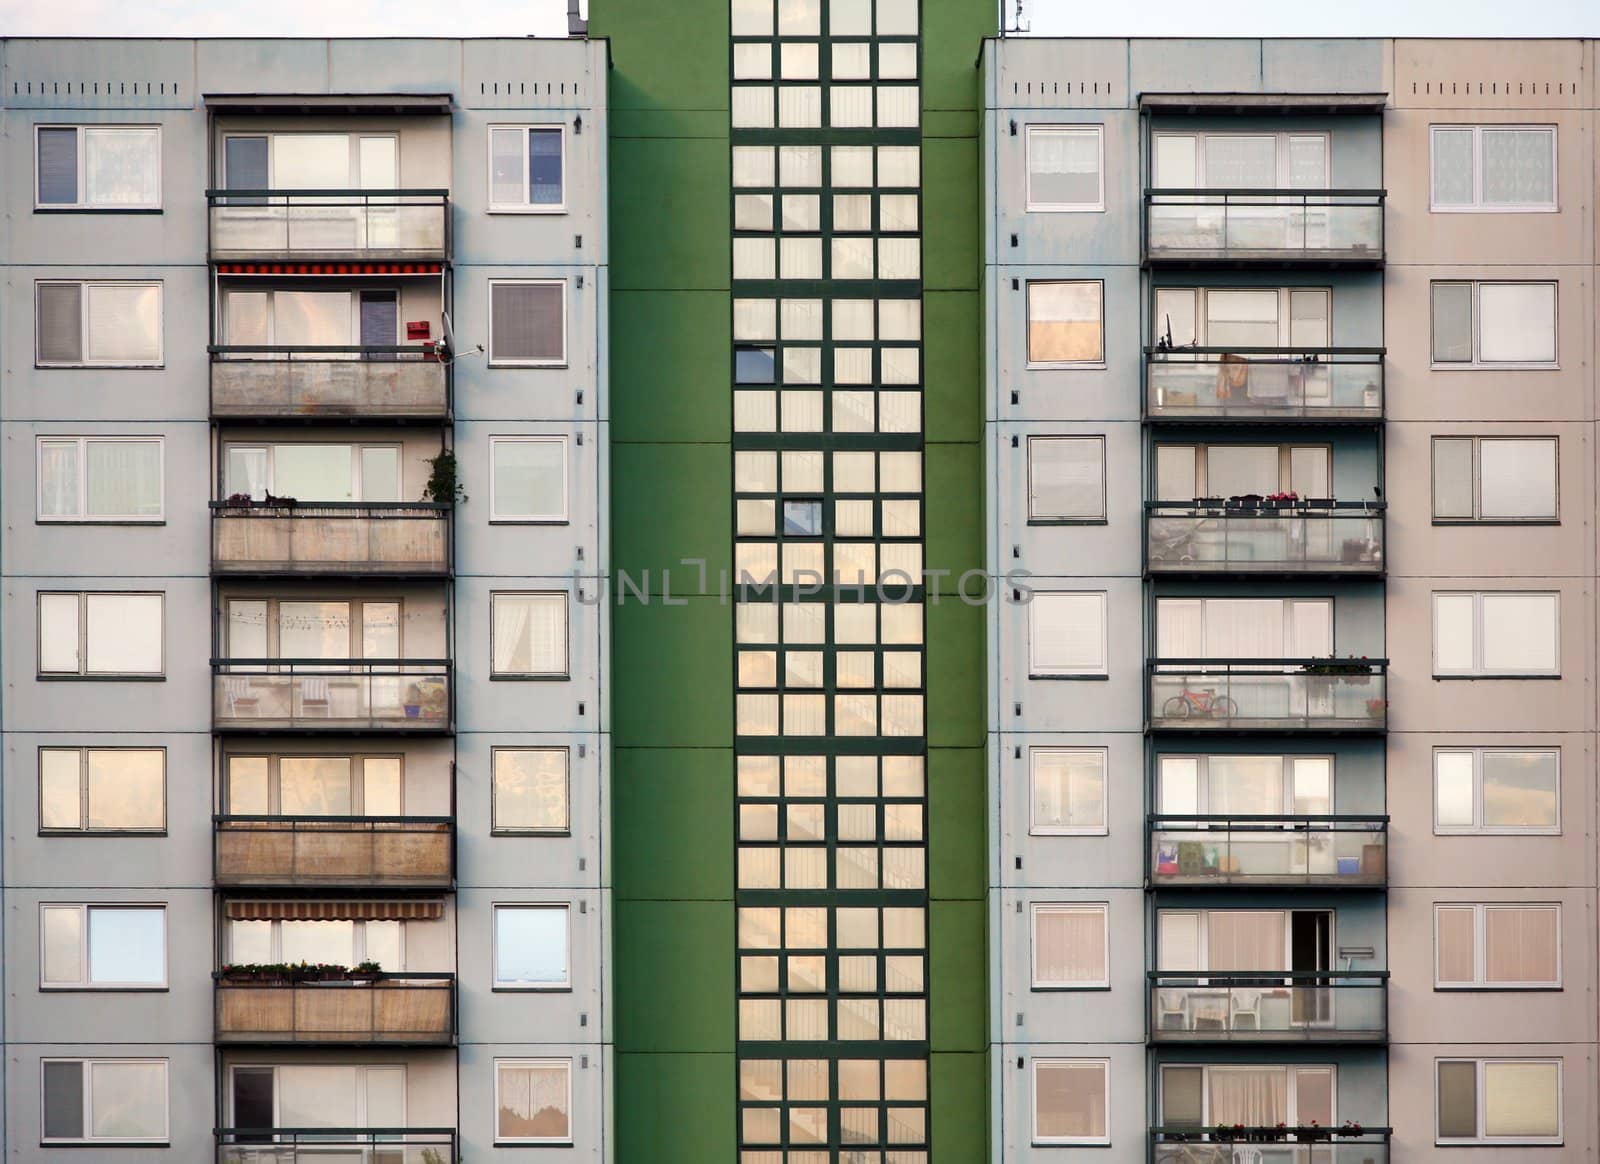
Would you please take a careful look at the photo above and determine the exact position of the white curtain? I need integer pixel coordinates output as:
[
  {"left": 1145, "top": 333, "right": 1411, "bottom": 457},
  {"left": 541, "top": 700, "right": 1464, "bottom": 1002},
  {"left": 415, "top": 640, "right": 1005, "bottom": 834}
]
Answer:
[
  {"left": 1035, "top": 907, "right": 1105, "bottom": 983},
  {"left": 38, "top": 441, "right": 79, "bottom": 517},
  {"left": 1206, "top": 911, "right": 1287, "bottom": 972},
  {"left": 1208, "top": 1068, "right": 1288, "bottom": 1126}
]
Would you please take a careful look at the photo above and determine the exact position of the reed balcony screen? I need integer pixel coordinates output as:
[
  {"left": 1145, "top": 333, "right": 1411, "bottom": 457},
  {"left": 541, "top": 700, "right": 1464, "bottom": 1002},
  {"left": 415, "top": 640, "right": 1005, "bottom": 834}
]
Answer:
[
  {"left": 212, "top": 502, "right": 450, "bottom": 576},
  {"left": 214, "top": 815, "right": 453, "bottom": 888},
  {"left": 214, "top": 972, "right": 455, "bottom": 1045},
  {"left": 213, "top": 660, "right": 452, "bottom": 733}
]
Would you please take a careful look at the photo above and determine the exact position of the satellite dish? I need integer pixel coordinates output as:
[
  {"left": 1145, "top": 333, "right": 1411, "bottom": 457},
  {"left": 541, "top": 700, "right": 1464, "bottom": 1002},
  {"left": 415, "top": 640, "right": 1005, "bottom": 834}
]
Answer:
[{"left": 441, "top": 311, "right": 457, "bottom": 356}]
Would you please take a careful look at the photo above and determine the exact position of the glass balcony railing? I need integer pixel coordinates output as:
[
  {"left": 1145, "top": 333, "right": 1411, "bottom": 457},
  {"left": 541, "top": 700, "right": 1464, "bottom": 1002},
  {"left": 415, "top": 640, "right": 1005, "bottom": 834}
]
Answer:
[
  {"left": 210, "top": 348, "right": 449, "bottom": 420},
  {"left": 1147, "top": 502, "right": 1384, "bottom": 575},
  {"left": 1148, "top": 815, "right": 1388, "bottom": 888},
  {"left": 1145, "top": 189, "right": 1384, "bottom": 263},
  {"left": 213, "top": 660, "right": 452, "bottom": 733},
  {"left": 1149, "top": 971, "right": 1388, "bottom": 1043},
  {"left": 1151, "top": 1128, "right": 1391, "bottom": 1164},
  {"left": 211, "top": 502, "right": 451, "bottom": 576},
  {"left": 214, "top": 972, "right": 456, "bottom": 1045},
  {"left": 208, "top": 189, "right": 449, "bottom": 260},
  {"left": 214, "top": 815, "right": 454, "bottom": 888},
  {"left": 217, "top": 1128, "right": 456, "bottom": 1164},
  {"left": 1146, "top": 349, "right": 1384, "bottom": 421},
  {"left": 1148, "top": 660, "right": 1388, "bottom": 732}
]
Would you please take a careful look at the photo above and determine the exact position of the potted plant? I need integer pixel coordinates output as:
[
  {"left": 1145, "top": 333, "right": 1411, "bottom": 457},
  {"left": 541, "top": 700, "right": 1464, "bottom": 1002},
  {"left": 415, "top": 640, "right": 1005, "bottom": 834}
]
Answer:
[
  {"left": 1297, "top": 1121, "right": 1332, "bottom": 1143},
  {"left": 1366, "top": 697, "right": 1387, "bottom": 719},
  {"left": 349, "top": 960, "right": 382, "bottom": 983},
  {"left": 224, "top": 492, "right": 254, "bottom": 508},
  {"left": 1212, "top": 1124, "right": 1245, "bottom": 1143},
  {"left": 422, "top": 449, "right": 467, "bottom": 505},
  {"left": 1337, "top": 1121, "right": 1365, "bottom": 1139},
  {"left": 403, "top": 681, "right": 425, "bottom": 719}
]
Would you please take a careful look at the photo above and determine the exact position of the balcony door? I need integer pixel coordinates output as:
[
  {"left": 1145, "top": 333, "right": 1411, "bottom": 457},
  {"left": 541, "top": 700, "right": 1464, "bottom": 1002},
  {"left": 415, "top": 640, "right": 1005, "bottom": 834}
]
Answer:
[
  {"left": 1155, "top": 443, "right": 1331, "bottom": 502},
  {"left": 224, "top": 440, "right": 402, "bottom": 502},
  {"left": 1159, "top": 1063, "right": 1335, "bottom": 1131},
  {"left": 229, "top": 1063, "right": 404, "bottom": 1147},
  {"left": 220, "top": 288, "right": 398, "bottom": 358},
  {"left": 225, "top": 753, "right": 402, "bottom": 817},
  {"left": 1153, "top": 132, "right": 1329, "bottom": 190},
  {"left": 1156, "top": 597, "right": 1332, "bottom": 661},
  {"left": 1156, "top": 755, "right": 1334, "bottom": 817}
]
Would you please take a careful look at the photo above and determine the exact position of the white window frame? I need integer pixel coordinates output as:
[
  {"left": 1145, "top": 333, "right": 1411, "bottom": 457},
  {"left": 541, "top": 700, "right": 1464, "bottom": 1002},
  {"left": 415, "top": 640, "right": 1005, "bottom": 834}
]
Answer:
[
  {"left": 1028, "top": 748, "right": 1109, "bottom": 836},
  {"left": 488, "top": 435, "right": 570, "bottom": 523},
  {"left": 1430, "top": 280, "right": 1558, "bottom": 370},
  {"left": 37, "top": 591, "right": 166, "bottom": 678},
  {"left": 1155, "top": 753, "right": 1336, "bottom": 816},
  {"left": 40, "top": 1058, "right": 169, "bottom": 1145},
  {"left": 1152, "top": 130, "right": 1330, "bottom": 189},
  {"left": 224, "top": 1062, "right": 406, "bottom": 1131},
  {"left": 223, "top": 916, "right": 405, "bottom": 968},
  {"left": 491, "top": 903, "right": 572, "bottom": 990},
  {"left": 1026, "top": 435, "right": 1107, "bottom": 522},
  {"left": 1433, "top": 748, "right": 1560, "bottom": 836},
  {"left": 1429, "top": 125, "right": 1558, "bottom": 212},
  {"left": 490, "top": 591, "right": 571, "bottom": 679},
  {"left": 1028, "top": 591, "right": 1108, "bottom": 678},
  {"left": 36, "top": 436, "right": 164, "bottom": 523},
  {"left": 1431, "top": 591, "right": 1560, "bottom": 677},
  {"left": 491, "top": 746, "right": 572, "bottom": 835},
  {"left": 1159, "top": 1062, "right": 1338, "bottom": 1127},
  {"left": 1430, "top": 435, "right": 1559, "bottom": 523},
  {"left": 1436, "top": 1057, "right": 1563, "bottom": 1145},
  {"left": 38, "top": 746, "right": 167, "bottom": 834},
  {"left": 1152, "top": 286, "right": 1332, "bottom": 351},
  {"left": 219, "top": 286, "right": 399, "bottom": 350},
  {"left": 1024, "top": 124, "right": 1105, "bottom": 212},
  {"left": 493, "top": 1058, "right": 574, "bottom": 1145},
  {"left": 1434, "top": 902, "right": 1562, "bottom": 989},
  {"left": 34, "top": 125, "right": 163, "bottom": 211},
  {"left": 487, "top": 279, "right": 569, "bottom": 368},
  {"left": 222, "top": 752, "right": 404, "bottom": 817},
  {"left": 218, "top": 130, "right": 399, "bottom": 189},
  {"left": 1030, "top": 902, "right": 1109, "bottom": 989},
  {"left": 39, "top": 903, "right": 168, "bottom": 989},
  {"left": 35, "top": 280, "right": 164, "bottom": 368},
  {"left": 221, "top": 440, "right": 403, "bottom": 503},
  {"left": 1031, "top": 1058, "right": 1111, "bottom": 1146},
  {"left": 487, "top": 124, "right": 568, "bottom": 213},
  {"left": 1025, "top": 279, "right": 1105, "bottom": 369}
]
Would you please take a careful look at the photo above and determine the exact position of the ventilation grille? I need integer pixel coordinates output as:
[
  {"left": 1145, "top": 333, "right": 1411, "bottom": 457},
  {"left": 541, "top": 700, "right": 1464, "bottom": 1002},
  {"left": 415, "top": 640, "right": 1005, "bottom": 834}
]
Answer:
[
  {"left": 464, "top": 77, "right": 586, "bottom": 109},
  {"left": 1008, "top": 78, "right": 1119, "bottom": 108},
  {"left": 8, "top": 78, "right": 183, "bottom": 107}
]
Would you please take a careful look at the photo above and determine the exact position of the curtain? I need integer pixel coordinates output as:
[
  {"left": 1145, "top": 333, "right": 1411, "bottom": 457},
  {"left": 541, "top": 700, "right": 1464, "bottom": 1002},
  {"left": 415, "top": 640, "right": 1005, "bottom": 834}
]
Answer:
[
  {"left": 86, "top": 283, "right": 159, "bottom": 363},
  {"left": 1431, "top": 283, "right": 1475, "bottom": 362},
  {"left": 36, "top": 127, "right": 79, "bottom": 203},
  {"left": 1207, "top": 1067, "right": 1288, "bottom": 1126},
  {"left": 1205, "top": 599, "right": 1285, "bottom": 658},
  {"left": 1432, "top": 128, "right": 1474, "bottom": 204},
  {"left": 84, "top": 128, "right": 159, "bottom": 206},
  {"left": 1206, "top": 911, "right": 1286, "bottom": 972},
  {"left": 36, "top": 282, "right": 83, "bottom": 363},
  {"left": 1485, "top": 906, "right": 1558, "bottom": 984},
  {"left": 498, "top": 1065, "right": 570, "bottom": 1139},
  {"left": 1209, "top": 756, "right": 1284, "bottom": 816},
  {"left": 1484, "top": 1062, "right": 1559, "bottom": 1137},
  {"left": 1030, "top": 129, "right": 1100, "bottom": 205},
  {"left": 1028, "top": 282, "right": 1102, "bottom": 363},
  {"left": 492, "top": 283, "right": 563, "bottom": 362},
  {"left": 1037, "top": 1063, "right": 1106, "bottom": 1139},
  {"left": 1031, "top": 593, "right": 1103, "bottom": 672},
  {"left": 1204, "top": 136, "right": 1276, "bottom": 188},
  {"left": 494, "top": 596, "right": 532, "bottom": 672},
  {"left": 38, "top": 441, "right": 79, "bottom": 518},
  {"left": 1034, "top": 907, "right": 1105, "bottom": 983},
  {"left": 87, "top": 440, "right": 161, "bottom": 518},
  {"left": 1435, "top": 906, "right": 1476, "bottom": 983},
  {"left": 1482, "top": 129, "right": 1554, "bottom": 205},
  {"left": 1031, "top": 438, "right": 1101, "bottom": 518}
]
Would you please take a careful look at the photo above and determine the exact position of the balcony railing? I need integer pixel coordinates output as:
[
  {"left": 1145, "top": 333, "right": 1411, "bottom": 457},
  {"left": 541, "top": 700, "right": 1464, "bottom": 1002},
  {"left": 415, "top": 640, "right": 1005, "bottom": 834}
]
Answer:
[
  {"left": 1146, "top": 348, "right": 1384, "bottom": 421},
  {"left": 1145, "top": 189, "right": 1384, "bottom": 263},
  {"left": 1147, "top": 502, "right": 1384, "bottom": 575},
  {"left": 1148, "top": 815, "right": 1388, "bottom": 888},
  {"left": 215, "top": 972, "right": 456, "bottom": 1045},
  {"left": 208, "top": 189, "right": 449, "bottom": 261},
  {"left": 1151, "top": 1128, "right": 1391, "bottom": 1164},
  {"left": 210, "top": 347, "right": 449, "bottom": 420},
  {"left": 1149, "top": 660, "right": 1388, "bottom": 732},
  {"left": 213, "top": 660, "right": 452, "bottom": 733},
  {"left": 215, "top": 815, "right": 454, "bottom": 888},
  {"left": 1149, "top": 971, "right": 1388, "bottom": 1043},
  {"left": 212, "top": 502, "right": 451, "bottom": 576},
  {"left": 217, "top": 1128, "right": 456, "bottom": 1164}
]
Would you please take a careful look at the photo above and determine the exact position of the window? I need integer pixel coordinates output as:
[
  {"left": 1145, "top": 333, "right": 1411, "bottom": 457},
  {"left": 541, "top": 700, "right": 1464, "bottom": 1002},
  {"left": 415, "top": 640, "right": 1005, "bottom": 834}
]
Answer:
[
  {"left": 1032, "top": 1060, "right": 1109, "bottom": 1146},
  {"left": 1435, "top": 749, "right": 1559, "bottom": 834},
  {"left": 1153, "top": 131, "right": 1328, "bottom": 188},
  {"left": 36, "top": 126, "right": 160, "bottom": 210},
  {"left": 220, "top": 288, "right": 402, "bottom": 352},
  {"left": 38, "top": 592, "right": 164, "bottom": 677},
  {"left": 35, "top": 281, "right": 161, "bottom": 367},
  {"left": 1031, "top": 903, "right": 1108, "bottom": 988},
  {"left": 1029, "top": 592, "right": 1107, "bottom": 677},
  {"left": 40, "top": 748, "right": 165, "bottom": 833},
  {"left": 42, "top": 1059, "right": 168, "bottom": 1144},
  {"left": 1156, "top": 755, "right": 1332, "bottom": 817},
  {"left": 227, "top": 1064, "right": 404, "bottom": 1137},
  {"left": 1437, "top": 1059, "right": 1561, "bottom": 1144},
  {"left": 1026, "top": 126, "right": 1104, "bottom": 211},
  {"left": 495, "top": 1060, "right": 573, "bottom": 1144},
  {"left": 224, "top": 754, "right": 402, "bottom": 817},
  {"left": 1027, "top": 436, "right": 1105, "bottom": 521},
  {"left": 1030, "top": 749, "right": 1107, "bottom": 834},
  {"left": 492, "top": 748, "right": 570, "bottom": 834},
  {"left": 489, "top": 126, "right": 565, "bottom": 211},
  {"left": 224, "top": 442, "right": 401, "bottom": 503},
  {"left": 1431, "top": 126, "right": 1556, "bottom": 211},
  {"left": 226, "top": 917, "right": 402, "bottom": 971},
  {"left": 1431, "top": 281, "right": 1557, "bottom": 367},
  {"left": 1153, "top": 286, "right": 1330, "bottom": 352},
  {"left": 1435, "top": 903, "right": 1560, "bottom": 988},
  {"left": 1156, "top": 597, "right": 1332, "bottom": 660},
  {"left": 489, "top": 280, "right": 567, "bottom": 367},
  {"left": 1160, "top": 1064, "right": 1334, "bottom": 1129},
  {"left": 491, "top": 592, "right": 570, "bottom": 678},
  {"left": 221, "top": 132, "right": 397, "bottom": 190},
  {"left": 1433, "top": 592, "right": 1559, "bottom": 677},
  {"left": 40, "top": 905, "right": 166, "bottom": 988},
  {"left": 489, "top": 437, "right": 568, "bottom": 522},
  {"left": 1431, "top": 436, "right": 1556, "bottom": 522},
  {"left": 493, "top": 904, "right": 571, "bottom": 989},
  {"left": 1026, "top": 281, "right": 1103, "bottom": 366},
  {"left": 223, "top": 598, "right": 403, "bottom": 662},
  {"left": 1155, "top": 443, "right": 1331, "bottom": 501},
  {"left": 37, "top": 437, "right": 163, "bottom": 522}
]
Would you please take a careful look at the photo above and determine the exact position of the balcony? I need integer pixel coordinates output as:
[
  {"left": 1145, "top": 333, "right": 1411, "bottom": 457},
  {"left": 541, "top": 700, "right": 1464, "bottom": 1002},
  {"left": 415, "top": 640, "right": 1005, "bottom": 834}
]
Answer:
[
  {"left": 1150, "top": 971, "right": 1388, "bottom": 1044},
  {"left": 208, "top": 189, "right": 449, "bottom": 262},
  {"left": 210, "top": 349, "right": 449, "bottom": 421},
  {"left": 215, "top": 972, "right": 455, "bottom": 1045},
  {"left": 1147, "top": 502, "right": 1384, "bottom": 576},
  {"left": 212, "top": 503, "right": 451, "bottom": 577},
  {"left": 1148, "top": 816, "right": 1388, "bottom": 889},
  {"left": 1146, "top": 349, "right": 1384, "bottom": 422},
  {"left": 214, "top": 661, "right": 452, "bottom": 734},
  {"left": 1151, "top": 1128, "right": 1390, "bottom": 1164},
  {"left": 1148, "top": 660, "right": 1388, "bottom": 733},
  {"left": 215, "top": 816, "right": 453, "bottom": 889},
  {"left": 217, "top": 1128, "right": 456, "bottom": 1164},
  {"left": 1145, "top": 189, "right": 1384, "bottom": 265}
]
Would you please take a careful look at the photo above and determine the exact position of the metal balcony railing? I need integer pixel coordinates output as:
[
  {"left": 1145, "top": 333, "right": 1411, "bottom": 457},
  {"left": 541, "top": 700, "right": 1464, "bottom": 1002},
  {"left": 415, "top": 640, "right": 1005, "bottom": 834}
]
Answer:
[
  {"left": 1148, "top": 659, "right": 1388, "bottom": 732},
  {"left": 216, "top": 1128, "right": 457, "bottom": 1164},
  {"left": 208, "top": 188, "right": 449, "bottom": 260},
  {"left": 1150, "top": 1127, "right": 1391, "bottom": 1164},
  {"left": 212, "top": 659, "right": 452, "bottom": 733},
  {"left": 214, "top": 972, "right": 456, "bottom": 1045},
  {"left": 1146, "top": 501, "right": 1384, "bottom": 575},
  {"left": 1145, "top": 188, "right": 1384, "bottom": 263},
  {"left": 1149, "top": 971, "right": 1388, "bottom": 1044},
  {"left": 1145, "top": 348, "right": 1384, "bottom": 421},
  {"left": 214, "top": 815, "right": 454, "bottom": 888},
  {"left": 209, "top": 347, "right": 449, "bottom": 420},
  {"left": 211, "top": 502, "right": 451, "bottom": 576},
  {"left": 1148, "top": 815, "right": 1388, "bottom": 888}
]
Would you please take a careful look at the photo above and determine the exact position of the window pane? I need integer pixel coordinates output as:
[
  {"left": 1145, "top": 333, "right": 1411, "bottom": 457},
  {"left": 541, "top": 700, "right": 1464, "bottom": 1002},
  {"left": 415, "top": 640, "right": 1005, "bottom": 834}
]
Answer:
[
  {"left": 493, "top": 593, "right": 569, "bottom": 675},
  {"left": 88, "top": 908, "right": 164, "bottom": 985},
  {"left": 1029, "top": 438, "right": 1103, "bottom": 519},
  {"left": 1481, "top": 129, "right": 1554, "bottom": 206},
  {"left": 1205, "top": 289, "right": 1278, "bottom": 348},
  {"left": 89, "top": 1062, "right": 165, "bottom": 1139},
  {"left": 1479, "top": 283, "right": 1556, "bottom": 363},
  {"left": 37, "top": 282, "right": 83, "bottom": 363},
  {"left": 280, "top": 757, "right": 353, "bottom": 816},
  {"left": 40, "top": 750, "right": 81, "bottom": 830},
  {"left": 1436, "top": 906, "right": 1476, "bottom": 985},
  {"left": 278, "top": 1064, "right": 358, "bottom": 1128},
  {"left": 42, "top": 907, "right": 83, "bottom": 984},
  {"left": 280, "top": 920, "right": 355, "bottom": 965},
  {"left": 492, "top": 439, "right": 566, "bottom": 520},
  {"left": 87, "top": 441, "right": 161, "bottom": 519},
  {"left": 1481, "top": 751, "right": 1558, "bottom": 829},
  {"left": 273, "top": 444, "right": 353, "bottom": 501},
  {"left": 1031, "top": 751, "right": 1105, "bottom": 831},
  {"left": 1435, "top": 751, "right": 1476, "bottom": 828},
  {"left": 1033, "top": 906, "right": 1106, "bottom": 985},
  {"left": 1432, "top": 128, "right": 1475, "bottom": 205},
  {"left": 1480, "top": 593, "right": 1557, "bottom": 673},
  {"left": 87, "top": 750, "right": 163, "bottom": 830},
  {"left": 492, "top": 283, "right": 565, "bottom": 363},
  {"left": 226, "top": 757, "right": 270, "bottom": 815},
  {"left": 1029, "top": 593, "right": 1104, "bottom": 674},
  {"left": 1204, "top": 134, "right": 1275, "bottom": 187},
  {"left": 40, "top": 593, "right": 80, "bottom": 674},
  {"left": 529, "top": 129, "right": 564, "bottom": 205},
  {"left": 37, "top": 127, "right": 78, "bottom": 204},
  {"left": 272, "top": 134, "right": 349, "bottom": 188},
  {"left": 1484, "top": 1061, "right": 1559, "bottom": 1137},
  {"left": 227, "top": 919, "right": 272, "bottom": 964},
  {"left": 498, "top": 1063, "right": 571, "bottom": 1141},
  {"left": 1028, "top": 282, "right": 1102, "bottom": 363},
  {"left": 84, "top": 128, "right": 160, "bottom": 207},
  {"left": 495, "top": 906, "right": 569, "bottom": 985},
  {"left": 1160, "top": 1066, "right": 1203, "bottom": 1126},
  {"left": 1438, "top": 1061, "right": 1478, "bottom": 1138},
  {"left": 1154, "top": 135, "right": 1196, "bottom": 187},
  {"left": 1208, "top": 755, "right": 1283, "bottom": 816},
  {"left": 272, "top": 289, "right": 349, "bottom": 348},
  {"left": 1485, "top": 906, "right": 1558, "bottom": 984},
  {"left": 357, "top": 136, "right": 396, "bottom": 189},
  {"left": 494, "top": 749, "right": 569, "bottom": 831},
  {"left": 1480, "top": 439, "right": 1556, "bottom": 518},
  {"left": 490, "top": 127, "right": 525, "bottom": 205},
  {"left": 1035, "top": 1062, "right": 1105, "bottom": 1140},
  {"left": 1157, "top": 757, "right": 1199, "bottom": 815},
  {"left": 43, "top": 1061, "right": 85, "bottom": 1140},
  {"left": 85, "top": 284, "right": 159, "bottom": 363},
  {"left": 278, "top": 600, "right": 348, "bottom": 661},
  {"left": 1029, "top": 128, "right": 1100, "bottom": 207},
  {"left": 1431, "top": 283, "right": 1473, "bottom": 362},
  {"left": 1431, "top": 438, "right": 1474, "bottom": 518},
  {"left": 1433, "top": 594, "right": 1475, "bottom": 673},
  {"left": 1205, "top": 445, "right": 1278, "bottom": 498},
  {"left": 364, "top": 920, "right": 402, "bottom": 971},
  {"left": 38, "top": 440, "right": 81, "bottom": 519}
]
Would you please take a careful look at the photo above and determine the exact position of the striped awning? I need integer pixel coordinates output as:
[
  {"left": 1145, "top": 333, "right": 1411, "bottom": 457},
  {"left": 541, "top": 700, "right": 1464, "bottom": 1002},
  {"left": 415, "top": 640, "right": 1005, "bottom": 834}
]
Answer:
[
  {"left": 215, "top": 262, "right": 444, "bottom": 276},
  {"left": 225, "top": 898, "right": 443, "bottom": 921}
]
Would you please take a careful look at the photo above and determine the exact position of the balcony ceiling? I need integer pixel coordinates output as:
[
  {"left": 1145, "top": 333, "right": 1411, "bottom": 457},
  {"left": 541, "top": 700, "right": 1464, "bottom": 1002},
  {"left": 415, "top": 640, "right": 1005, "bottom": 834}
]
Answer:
[
  {"left": 1139, "top": 91, "right": 1388, "bottom": 115},
  {"left": 204, "top": 93, "right": 453, "bottom": 114}
]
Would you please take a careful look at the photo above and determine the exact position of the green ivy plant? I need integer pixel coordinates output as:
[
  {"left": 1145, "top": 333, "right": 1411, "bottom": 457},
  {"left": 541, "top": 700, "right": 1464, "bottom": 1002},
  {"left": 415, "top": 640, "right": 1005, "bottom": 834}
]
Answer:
[{"left": 423, "top": 449, "right": 467, "bottom": 504}]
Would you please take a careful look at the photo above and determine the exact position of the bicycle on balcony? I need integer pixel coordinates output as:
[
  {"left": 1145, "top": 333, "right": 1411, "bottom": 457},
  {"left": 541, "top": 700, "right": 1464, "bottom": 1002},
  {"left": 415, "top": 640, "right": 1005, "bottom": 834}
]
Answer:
[{"left": 1161, "top": 686, "right": 1239, "bottom": 720}]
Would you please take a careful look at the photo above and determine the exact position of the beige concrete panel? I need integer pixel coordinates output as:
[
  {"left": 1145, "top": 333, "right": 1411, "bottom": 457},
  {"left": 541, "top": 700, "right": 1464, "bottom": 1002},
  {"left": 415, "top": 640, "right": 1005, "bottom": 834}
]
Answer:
[{"left": 1392, "top": 40, "right": 1590, "bottom": 109}]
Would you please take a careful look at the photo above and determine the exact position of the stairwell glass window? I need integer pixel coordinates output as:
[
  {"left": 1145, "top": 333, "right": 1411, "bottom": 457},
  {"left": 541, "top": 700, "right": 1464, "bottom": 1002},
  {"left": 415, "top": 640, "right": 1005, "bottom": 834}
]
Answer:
[
  {"left": 1027, "top": 281, "right": 1103, "bottom": 366},
  {"left": 1031, "top": 903, "right": 1109, "bottom": 988},
  {"left": 492, "top": 748, "right": 570, "bottom": 834},
  {"left": 1438, "top": 1059, "right": 1562, "bottom": 1144},
  {"left": 493, "top": 904, "right": 571, "bottom": 989},
  {"left": 1029, "top": 592, "right": 1107, "bottom": 677},
  {"left": 38, "top": 592, "right": 164, "bottom": 678},
  {"left": 489, "top": 126, "right": 565, "bottom": 211},
  {"left": 1432, "top": 436, "right": 1557, "bottom": 522},
  {"left": 40, "top": 748, "right": 165, "bottom": 834},
  {"left": 1432, "top": 592, "right": 1558, "bottom": 677},
  {"left": 491, "top": 593, "right": 570, "bottom": 678},
  {"left": 1030, "top": 749, "right": 1107, "bottom": 835},
  {"left": 1435, "top": 749, "right": 1558, "bottom": 834},
  {"left": 496, "top": 1060, "right": 573, "bottom": 1144},
  {"left": 1032, "top": 1060, "right": 1109, "bottom": 1146},
  {"left": 35, "top": 126, "right": 160, "bottom": 209},
  {"left": 1431, "top": 126, "right": 1556, "bottom": 211},
  {"left": 489, "top": 436, "right": 568, "bottom": 522},
  {"left": 1435, "top": 903, "right": 1560, "bottom": 988},
  {"left": 1431, "top": 281, "right": 1556, "bottom": 367},
  {"left": 42, "top": 1060, "right": 168, "bottom": 1145},
  {"left": 1026, "top": 126, "right": 1104, "bottom": 211},
  {"left": 1027, "top": 436, "right": 1105, "bottom": 521},
  {"left": 41, "top": 904, "right": 166, "bottom": 988},
  {"left": 489, "top": 280, "right": 567, "bottom": 367},
  {"left": 37, "top": 436, "right": 162, "bottom": 523},
  {"left": 35, "top": 281, "right": 162, "bottom": 367}
]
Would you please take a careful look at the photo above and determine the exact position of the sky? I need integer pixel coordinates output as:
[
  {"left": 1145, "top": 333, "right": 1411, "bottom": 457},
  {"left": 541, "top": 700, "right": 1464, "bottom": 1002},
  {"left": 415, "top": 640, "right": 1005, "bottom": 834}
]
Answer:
[{"left": 0, "top": 0, "right": 1594, "bottom": 38}]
